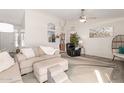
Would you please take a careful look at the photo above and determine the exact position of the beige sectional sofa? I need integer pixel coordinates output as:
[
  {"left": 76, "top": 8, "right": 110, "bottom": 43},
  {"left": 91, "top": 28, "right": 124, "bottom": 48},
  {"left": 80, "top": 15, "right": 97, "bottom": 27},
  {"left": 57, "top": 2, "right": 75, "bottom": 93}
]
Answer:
[
  {"left": 0, "top": 62, "right": 23, "bottom": 83},
  {"left": 0, "top": 46, "right": 68, "bottom": 83},
  {"left": 15, "top": 47, "right": 61, "bottom": 75}
]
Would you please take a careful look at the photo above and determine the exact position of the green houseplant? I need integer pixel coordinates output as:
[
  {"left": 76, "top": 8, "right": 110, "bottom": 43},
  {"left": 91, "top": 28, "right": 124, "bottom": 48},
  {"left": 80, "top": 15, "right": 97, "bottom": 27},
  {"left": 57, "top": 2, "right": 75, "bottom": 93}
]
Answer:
[{"left": 70, "top": 33, "right": 79, "bottom": 47}]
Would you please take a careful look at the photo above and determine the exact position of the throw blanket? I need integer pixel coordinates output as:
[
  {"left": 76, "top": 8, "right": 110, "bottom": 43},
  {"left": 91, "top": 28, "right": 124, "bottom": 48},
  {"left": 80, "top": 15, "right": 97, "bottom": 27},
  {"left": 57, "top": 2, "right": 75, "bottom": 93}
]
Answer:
[{"left": 40, "top": 46, "right": 58, "bottom": 55}]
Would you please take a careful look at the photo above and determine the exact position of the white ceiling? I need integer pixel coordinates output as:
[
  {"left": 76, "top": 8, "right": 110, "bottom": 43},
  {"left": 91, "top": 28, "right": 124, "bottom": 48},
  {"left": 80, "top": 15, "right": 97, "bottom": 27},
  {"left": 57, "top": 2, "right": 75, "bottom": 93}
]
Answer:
[
  {"left": 0, "top": 9, "right": 25, "bottom": 28},
  {"left": 42, "top": 9, "right": 124, "bottom": 20},
  {"left": 0, "top": 9, "right": 124, "bottom": 28}
]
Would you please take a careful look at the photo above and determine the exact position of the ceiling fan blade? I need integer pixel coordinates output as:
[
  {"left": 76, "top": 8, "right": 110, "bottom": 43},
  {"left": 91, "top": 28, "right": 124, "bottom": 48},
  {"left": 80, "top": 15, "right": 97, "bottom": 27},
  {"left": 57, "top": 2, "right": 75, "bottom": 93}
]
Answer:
[
  {"left": 79, "top": 9, "right": 96, "bottom": 23},
  {"left": 87, "top": 17, "right": 96, "bottom": 19},
  {"left": 81, "top": 9, "right": 96, "bottom": 19}
]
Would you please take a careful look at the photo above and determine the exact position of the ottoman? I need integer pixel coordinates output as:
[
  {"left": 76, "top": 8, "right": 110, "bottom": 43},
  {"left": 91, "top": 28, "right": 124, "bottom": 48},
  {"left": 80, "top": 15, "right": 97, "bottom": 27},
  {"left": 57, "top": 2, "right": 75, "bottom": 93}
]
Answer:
[
  {"left": 33, "top": 58, "right": 68, "bottom": 83},
  {"left": 47, "top": 65, "right": 71, "bottom": 83}
]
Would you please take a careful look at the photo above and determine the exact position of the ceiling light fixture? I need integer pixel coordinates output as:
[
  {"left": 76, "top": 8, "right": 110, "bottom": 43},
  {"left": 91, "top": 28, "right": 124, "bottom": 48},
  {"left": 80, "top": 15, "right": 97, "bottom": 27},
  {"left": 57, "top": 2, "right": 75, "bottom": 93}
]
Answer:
[
  {"left": 79, "top": 9, "right": 96, "bottom": 23},
  {"left": 79, "top": 9, "right": 87, "bottom": 23},
  {"left": 79, "top": 15, "right": 87, "bottom": 23}
]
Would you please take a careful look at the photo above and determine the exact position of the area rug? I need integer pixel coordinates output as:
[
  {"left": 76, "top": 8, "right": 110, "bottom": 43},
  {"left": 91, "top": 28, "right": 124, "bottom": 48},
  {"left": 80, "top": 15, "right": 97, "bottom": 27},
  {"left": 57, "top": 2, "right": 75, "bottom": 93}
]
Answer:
[
  {"left": 66, "top": 65, "right": 113, "bottom": 83},
  {"left": 22, "top": 56, "right": 116, "bottom": 83}
]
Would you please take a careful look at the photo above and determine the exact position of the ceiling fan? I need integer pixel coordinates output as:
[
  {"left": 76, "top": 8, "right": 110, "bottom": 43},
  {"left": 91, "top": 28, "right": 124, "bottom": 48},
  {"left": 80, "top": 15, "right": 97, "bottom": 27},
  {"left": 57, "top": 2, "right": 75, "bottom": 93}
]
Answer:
[{"left": 79, "top": 9, "right": 96, "bottom": 23}]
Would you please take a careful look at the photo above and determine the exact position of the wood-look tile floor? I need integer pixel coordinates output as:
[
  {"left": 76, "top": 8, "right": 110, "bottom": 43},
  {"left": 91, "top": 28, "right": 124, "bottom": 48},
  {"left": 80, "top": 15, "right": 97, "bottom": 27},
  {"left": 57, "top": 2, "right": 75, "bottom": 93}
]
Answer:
[{"left": 22, "top": 54, "right": 124, "bottom": 83}]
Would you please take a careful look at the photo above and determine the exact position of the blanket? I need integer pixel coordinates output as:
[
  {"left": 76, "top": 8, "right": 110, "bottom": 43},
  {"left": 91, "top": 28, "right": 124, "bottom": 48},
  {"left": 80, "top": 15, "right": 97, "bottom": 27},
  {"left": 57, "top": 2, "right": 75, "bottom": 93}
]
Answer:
[{"left": 40, "top": 46, "right": 58, "bottom": 55}]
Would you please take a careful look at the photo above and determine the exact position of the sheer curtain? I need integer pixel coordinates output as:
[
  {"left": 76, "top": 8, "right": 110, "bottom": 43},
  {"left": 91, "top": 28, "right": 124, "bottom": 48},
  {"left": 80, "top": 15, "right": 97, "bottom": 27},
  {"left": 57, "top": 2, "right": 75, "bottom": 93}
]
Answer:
[
  {"left": 0, "top": 32, "right": 15, "bottom": 52},
  {"left": 15, "top": 30, "right": 25, "bottom": 49}
]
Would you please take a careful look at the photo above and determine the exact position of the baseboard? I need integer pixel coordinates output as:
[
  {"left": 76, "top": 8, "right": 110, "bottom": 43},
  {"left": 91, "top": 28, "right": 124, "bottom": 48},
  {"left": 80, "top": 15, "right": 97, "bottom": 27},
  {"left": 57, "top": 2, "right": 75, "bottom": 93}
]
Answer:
[{"left": 81, "top": 54, "right": 112, "bottom": 61}]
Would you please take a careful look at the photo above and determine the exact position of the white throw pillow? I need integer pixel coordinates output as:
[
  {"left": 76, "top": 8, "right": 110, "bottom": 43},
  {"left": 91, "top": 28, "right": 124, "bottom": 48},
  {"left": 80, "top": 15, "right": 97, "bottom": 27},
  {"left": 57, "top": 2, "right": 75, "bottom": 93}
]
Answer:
[
  {"left": 0, "top": 51, "right": 15, "bottom": 72},
  {"left": 40, "top": 45, "right": 58, "bottom": 55},
  {"left": 21, "top": 48, "right": 35, "bottom": 58}
]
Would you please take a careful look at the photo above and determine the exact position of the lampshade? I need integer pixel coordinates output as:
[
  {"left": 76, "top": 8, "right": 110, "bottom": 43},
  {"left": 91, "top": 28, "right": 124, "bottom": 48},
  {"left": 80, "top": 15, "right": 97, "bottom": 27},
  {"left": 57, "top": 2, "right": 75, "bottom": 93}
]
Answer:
[{"left": 0, "top": 23, "right": 14, "bottom": 32}]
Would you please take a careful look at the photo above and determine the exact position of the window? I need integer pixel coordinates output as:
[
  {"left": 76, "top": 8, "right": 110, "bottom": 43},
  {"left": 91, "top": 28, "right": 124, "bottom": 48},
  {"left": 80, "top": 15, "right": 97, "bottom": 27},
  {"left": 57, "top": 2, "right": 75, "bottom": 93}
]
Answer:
[
  {"left": 15, "top": 30, "right": 25, "bottom": 48},
  {"left": 15, "top": 32, "right": 19, "bottom": 47},
  {"left": 21, "top": 32, "right": 25, "bottom": 47}
]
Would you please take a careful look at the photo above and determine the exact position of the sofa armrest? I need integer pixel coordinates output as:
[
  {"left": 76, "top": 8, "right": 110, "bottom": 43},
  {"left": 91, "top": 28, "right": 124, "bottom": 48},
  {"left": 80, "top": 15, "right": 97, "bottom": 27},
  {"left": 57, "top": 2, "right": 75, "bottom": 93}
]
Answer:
[
  {"left": 54, "top": 50, "right": 60, "bottom": 55},
  {"left": 14, "top": 53, "right": 26, "bottom": 63},
  {"left": 14, "top": 55, "right": 18, "bottom": 63},
  {"left": 54, "top": 50, "right": 61, "bottom": 57}
]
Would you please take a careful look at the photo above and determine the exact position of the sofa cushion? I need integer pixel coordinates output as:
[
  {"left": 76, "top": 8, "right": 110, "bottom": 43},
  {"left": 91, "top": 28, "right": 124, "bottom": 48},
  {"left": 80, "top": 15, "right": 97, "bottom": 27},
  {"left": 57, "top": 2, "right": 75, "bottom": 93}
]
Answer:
[
  {"left": 33, "top": 47, "right": 45, "bottom": 57},
  {"left": 114, "top": 53, "right": 124, "bottom": 58},
  {"left": 21, "top": 48, "right": 35, "bottom": 59},
  {"left": 0, "top": 51, "right": 15, "bottom": 73},
  {"left": 19, "top": 55, "right": 61, "bottom": 69},
  {"left": 119, "top": 47, "right": 124, "bottom": 54},
  {"left": 0, "top": 63, "right": 22, "bottom": 83},
  {"left": 16, "top": 53, "right": 27, "bottom": 62}
]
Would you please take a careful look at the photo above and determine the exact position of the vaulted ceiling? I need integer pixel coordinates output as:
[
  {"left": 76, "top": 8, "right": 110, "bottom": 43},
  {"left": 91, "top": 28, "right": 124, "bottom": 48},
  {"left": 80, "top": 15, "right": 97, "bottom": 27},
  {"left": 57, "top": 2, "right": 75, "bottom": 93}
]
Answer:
[
  {"left": 0, "top": 9, "right": 25, "bottom": 28},
  {"left": 0, "top": 9, "right": 124, "bottom": 28},
  {"left": 42, "top": 9, "right": 124, "bottom": 20}
]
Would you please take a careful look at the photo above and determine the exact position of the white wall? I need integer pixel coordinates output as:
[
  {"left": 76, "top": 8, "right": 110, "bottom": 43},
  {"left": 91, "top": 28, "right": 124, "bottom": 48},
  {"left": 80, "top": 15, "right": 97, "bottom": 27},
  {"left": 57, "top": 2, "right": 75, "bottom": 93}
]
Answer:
[
  {"left": 24, "top": 10, "right": 63, "bottom": 48},
  {"left": 66, "top": 18, "right": 124, "bottom": 58},
  {"left": 24, "top": 10, "right": 124, "bottom": 58}
]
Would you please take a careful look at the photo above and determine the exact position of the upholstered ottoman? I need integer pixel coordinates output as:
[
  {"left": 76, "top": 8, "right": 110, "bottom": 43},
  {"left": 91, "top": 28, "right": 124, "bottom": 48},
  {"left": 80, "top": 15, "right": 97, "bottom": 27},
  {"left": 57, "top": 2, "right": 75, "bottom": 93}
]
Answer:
[
  {"left": 47, "top": 65, "right": 71, "bottom": 83},
  {"left": 33, "top": 58, "right": 68, "bottom": 83}
]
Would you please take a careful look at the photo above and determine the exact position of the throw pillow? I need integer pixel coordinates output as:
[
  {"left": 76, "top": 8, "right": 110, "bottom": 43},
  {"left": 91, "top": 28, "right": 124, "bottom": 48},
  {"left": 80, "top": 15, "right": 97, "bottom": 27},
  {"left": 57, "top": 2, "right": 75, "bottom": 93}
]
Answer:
[
  {"left": 33, "top": 47, "right": 40, "bottom": 57},
  {"left": 119, "top": 47, "right": 124, "bottom": 54},
  {"left": 38, "top": 47, "right": 45, "bottom": 56},
  {"left": 21, "top": 48, "right": 35, "bottom": 58},
  {"left": 0, "top": 51, "right": 15, "bottom": 72},
  {"left": 40, "top": 45, "right": 58, "bottom": 55},
  {"left": 33, "top": 47, "right": 45, "bottom": 57}
]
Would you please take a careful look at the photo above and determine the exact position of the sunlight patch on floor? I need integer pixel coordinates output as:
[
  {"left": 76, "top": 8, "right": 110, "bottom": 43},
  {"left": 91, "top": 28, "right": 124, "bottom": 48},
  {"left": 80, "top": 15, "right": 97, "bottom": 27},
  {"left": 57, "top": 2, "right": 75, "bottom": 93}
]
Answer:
[{"left": 94, "top": 69, "right": 104, "bottom": 83}]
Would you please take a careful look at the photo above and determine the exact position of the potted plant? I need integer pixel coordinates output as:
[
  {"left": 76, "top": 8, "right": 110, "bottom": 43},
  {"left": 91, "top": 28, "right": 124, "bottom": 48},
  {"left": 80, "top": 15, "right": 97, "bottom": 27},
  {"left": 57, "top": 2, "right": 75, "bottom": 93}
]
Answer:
[{"left": 70, "top": 32, "right": 79, "bottom": 47}]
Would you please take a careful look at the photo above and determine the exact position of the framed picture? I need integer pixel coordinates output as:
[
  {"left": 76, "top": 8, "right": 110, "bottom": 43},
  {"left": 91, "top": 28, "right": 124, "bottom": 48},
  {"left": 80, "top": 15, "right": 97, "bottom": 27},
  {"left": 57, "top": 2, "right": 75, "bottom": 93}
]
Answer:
[
  {"left": 89, "top": 26, "right": 113, "bottom": 38},
  {"left": 48, "top": 31, "right": 56, "bottom": 42},
  {"left": 47, "top": 23, "right": 56, "bottom": 43}
]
